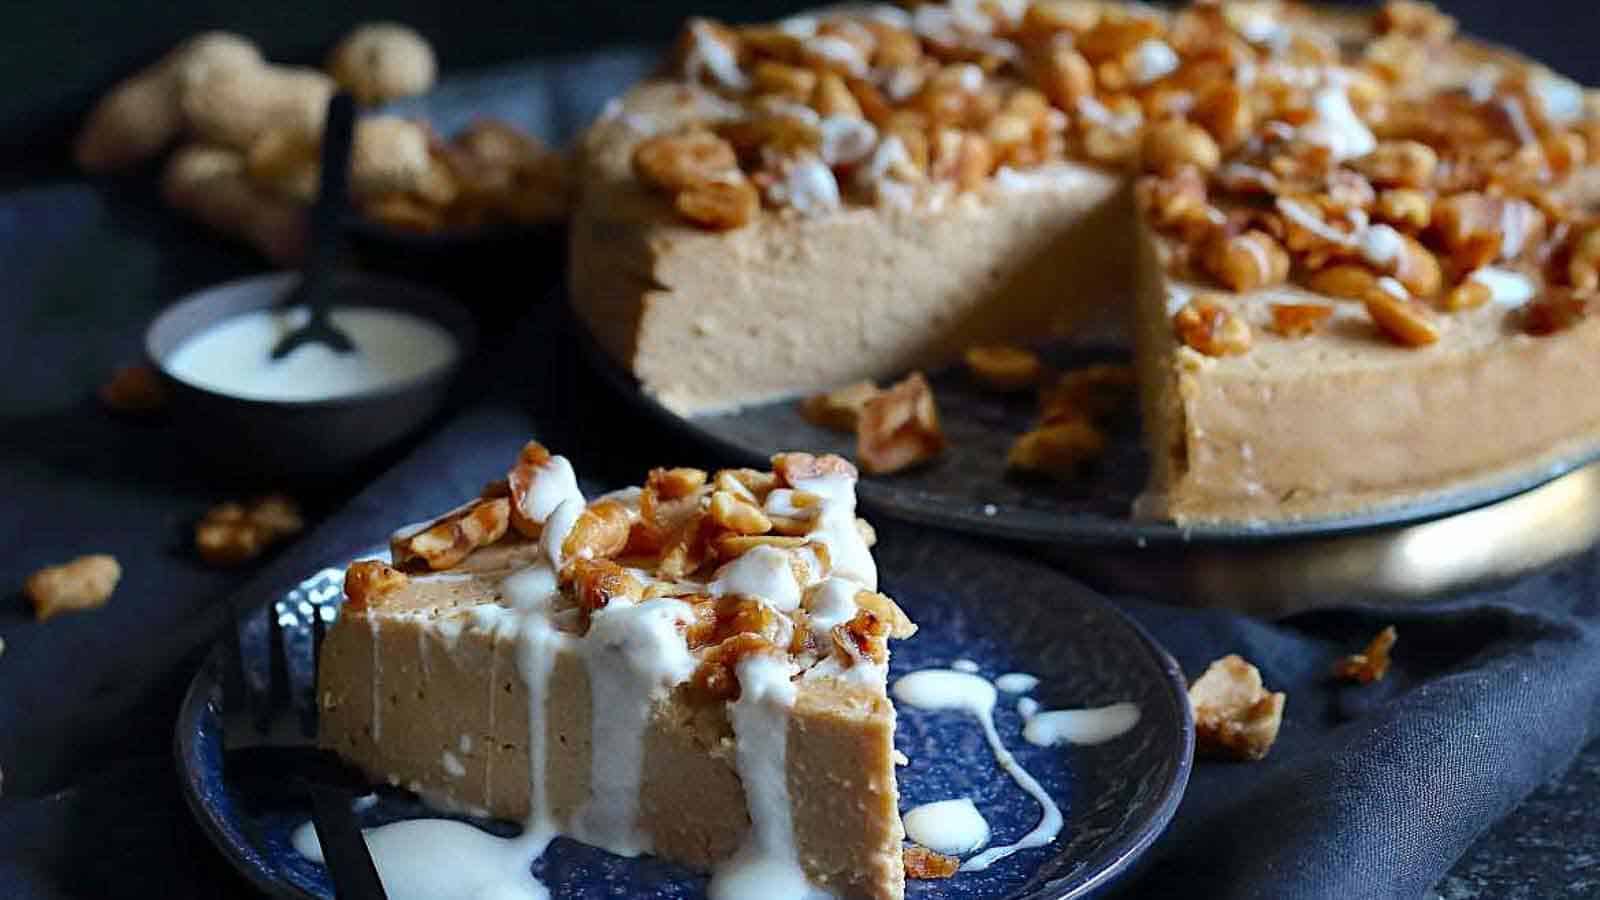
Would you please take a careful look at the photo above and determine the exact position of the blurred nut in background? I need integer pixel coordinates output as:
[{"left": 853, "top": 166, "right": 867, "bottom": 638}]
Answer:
[
  {"left": 195, "top": 495, "right": 305, "bottom": 566},
  {"left": 25, "top": 555, "right": 122, "bottom": 621},
  {"left": 328, "top": 23, "right": 438, "bottom": 105}
]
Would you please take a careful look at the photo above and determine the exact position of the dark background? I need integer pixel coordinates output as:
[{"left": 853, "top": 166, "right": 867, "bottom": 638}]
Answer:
[{"left": 1, "top": 1, "right": 1596, "bottom": 181}]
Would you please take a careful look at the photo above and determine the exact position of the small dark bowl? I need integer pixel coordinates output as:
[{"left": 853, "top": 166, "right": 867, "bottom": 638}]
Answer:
[{"left": 146, "top": 270, "right": 475, "bottom": 476}]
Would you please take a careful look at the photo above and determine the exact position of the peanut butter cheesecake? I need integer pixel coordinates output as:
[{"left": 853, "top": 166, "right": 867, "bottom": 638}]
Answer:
[
  {"left": 568, "top": 0, "right": 1600, "bottom": 523},
  {"left": 318, "top": 443, "right": 916, "bottom": 898}
]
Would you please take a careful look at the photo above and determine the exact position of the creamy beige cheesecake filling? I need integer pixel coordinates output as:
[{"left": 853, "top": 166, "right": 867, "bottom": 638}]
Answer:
[{"left": 320, "top": 447, "right": 914, "bottom": 899}]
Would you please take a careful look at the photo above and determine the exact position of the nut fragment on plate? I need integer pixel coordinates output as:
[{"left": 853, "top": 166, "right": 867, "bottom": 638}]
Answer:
[
  {"left": 98, "top": 364, "right": 168, "bottom": 414},
  {"left": 963, "top": 344, "right": 1044, "bottom": 392},
  {"left": 343, "top": 560, "right": 410, "bottom": 611},
  {"left": 903, "top": 844, "right": 960, "bottom": 880},
  {"left": 799, "top": 381, "right": 882, "bottom": 432},
  {"left": 857, "top": 372, "right": 945, "bottom": 475},
  {"left": 1039, "top": 364, "right": 1136, "bottom": 425},
  {"left": 24, "top": 555, "right": 121, "bottom": 621},
  {"left": 1332, "top": 626, "right": 1398, "bottom": 684},
  {"left": 195, "top": 495, "right": 305, "bottom": 566},
  {"left": 1189, "top": 654, "right": 1286, "bottom": 762},
  {"left": 1008, "top": 420, "right": 1107, "bottom": 479},
  {"left": 391, "top": 497, "right": 511, "bottom": 572}
]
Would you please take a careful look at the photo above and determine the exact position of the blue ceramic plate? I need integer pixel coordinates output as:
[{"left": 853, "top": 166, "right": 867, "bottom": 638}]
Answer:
[{"left": 176, "top": 537, "right": 1192, "bottom": 899}]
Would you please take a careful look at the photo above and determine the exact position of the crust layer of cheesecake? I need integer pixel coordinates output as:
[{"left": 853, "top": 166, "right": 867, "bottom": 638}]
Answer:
[{"left": 318, "top": 552, "right": 905, "bottom": 898}]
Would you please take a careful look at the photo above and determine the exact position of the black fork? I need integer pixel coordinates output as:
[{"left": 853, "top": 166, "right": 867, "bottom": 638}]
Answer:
[{"left": 223, "top": 573, "right": 388, "bottom": 900}]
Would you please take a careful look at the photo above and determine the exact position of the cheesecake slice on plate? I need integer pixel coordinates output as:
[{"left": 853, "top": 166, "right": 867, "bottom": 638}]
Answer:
[
  {"left": 569, "top": 0, "right": 1600, "bottom": 524},
  {"left": 318, "top": 443, "right": 916, "bottom": 899}
]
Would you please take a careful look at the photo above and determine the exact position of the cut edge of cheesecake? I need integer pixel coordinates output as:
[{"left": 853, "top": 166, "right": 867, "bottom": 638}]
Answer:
[{"left": 318, "top": 444, "right": 914, "bottom": 899}]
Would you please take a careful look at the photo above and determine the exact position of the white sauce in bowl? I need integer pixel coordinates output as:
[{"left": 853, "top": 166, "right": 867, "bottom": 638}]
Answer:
[{"left": 163, "top": 305, "right": 457, "bottom": 402}]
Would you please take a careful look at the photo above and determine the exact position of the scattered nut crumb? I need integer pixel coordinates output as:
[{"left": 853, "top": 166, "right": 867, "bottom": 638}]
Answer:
[
  {"left": 798, "top": 380, "right": 882, "bottom": 432},
  {"left": 903, "top": 844, "right": 960, "bottom": 880},
  {"left": 857, "top": 372, "right": 945, "bottom": 475},
  {"left": 1039, "top": 364, "right": 1136, "bottom": 426},
  {"left": 893, "top": 749, "right": 910, "bottom": 766},
  {"left": 1332, "top": 626, "right": 1398, "bottom": 684},
  {"left": 1008, "top": 420, "right": 1107, "bottom": 479},
  {"left": 24, "top": 555, "right": 122, "bottom": 621},
  {"left": 963, "top": 344, "right": 1044, "bottom": 392},
  {"left": 1189, "top": 654, "right": 1286, "bottom": 762},
  {"left": 195, "top": 494, "right": 305, "bottom": 566},
  {"left": 98, "top": 364, "right": 167, "bottom": 414}
]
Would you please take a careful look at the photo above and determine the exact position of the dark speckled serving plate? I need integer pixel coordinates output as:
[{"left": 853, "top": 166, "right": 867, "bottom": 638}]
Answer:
[
  {"left": 177, "top": 539, "right": 1192, "bottom": 899},
  {"left": 570, "top": 298, "right": 1600, "bottom": 547}
]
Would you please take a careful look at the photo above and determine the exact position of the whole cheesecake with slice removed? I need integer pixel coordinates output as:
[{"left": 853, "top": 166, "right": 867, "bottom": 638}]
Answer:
[
  {"left": 569, "top": 0, "right": 1600, "bottom": 524},
  {"left": 318, "top": 442, "right": 916, "bottom": 898}
]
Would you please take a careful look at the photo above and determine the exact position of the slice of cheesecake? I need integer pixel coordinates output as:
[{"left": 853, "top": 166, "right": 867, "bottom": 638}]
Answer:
[
  {"left": 318, "top": 443, "right": 916, "bottom": 899},
  {"left": 569, "top": 0, "right": 1600, "bottom": 524}
]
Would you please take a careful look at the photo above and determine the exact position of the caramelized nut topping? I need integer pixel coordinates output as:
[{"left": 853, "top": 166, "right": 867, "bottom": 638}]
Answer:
[
  {"left": 561, "top": 498, "right": 634, "bottom": 566},
  {"left": 392, "top": 497, "right": 510, "bottom": 572},
  {"left": 648, "top": 467, "right": 709, "bottom": 500},
  {"left": 196, "top": 494, "right": 305, "bottom": 567},
  {"left": 689, "top": 633, "right": 782, "bottom": 703},
  {"left": 904, "top": 845, "right": 960, "bottom": 880},
  {"left": 963, "top": 344, "right": 1045, "bottom": 392},
  {"left": 1174, "top": 295, "right": 1252, "bottom": 356},
  {"left": 1203, "top": 229, "right": 1290, "bottom": 292},
  {"left": 1440, "top": 280, "right": 1491, "bottom": 311},
  {"left": 674, "top": 176, "right": 759, "bottom": 230},
  {"left": 798, "top": 380, "right": 882, "bottom": 432},
  {"left": 631, "top": 130, "right": 738, "bottom": 193},
  {"left": 1524, "top": 290, "right": 1593, "bottom": 336},
  {"left": 1268, "top": 303, "right": 1335, "bottom": 338},
  {"left": 1008, "top": 420, "right": 1108, "bottom": 479},
  {"left": 772, "top": 452, "right": 858, "bottom": 487},
  {"left": 343, "top": 560, "right": 409, "bottom": 611},
  {"left": 1189, "top": 654, "right": 1286, "bottom": 762},
  {"left": 570, "top": 558, "right": 644, "bottom": 622},
  {"left": 1332, "top": 625, "right": 1398, "bottom": 684},
  {"left": 1364, "top": 290, "right": 1440, "bottom": 347},
  {"left": 857, "top": 371, "right": 946, "bottom": 475},
  {"left": 24, "top": 555, "right": 121, "bottom": 621},
  {"left": 708, "top": 490, "right": 774, "bottom": 535},
  {"left": 1141, "top": 118, "right": 1221, "bottom": 175}
]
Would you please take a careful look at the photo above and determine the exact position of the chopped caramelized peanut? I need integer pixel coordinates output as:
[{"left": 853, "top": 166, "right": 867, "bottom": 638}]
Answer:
[
  {"left": 713, "top": 533, "right": 808, "bottom": 561},
  {"left": 833, "top": 607, "right": 891, "bottom": 666},
  {"left": 1440, "top": 280, "right": 1491, "bottom": 311},
  {"left": 569, "top": 558, "right": 643, "bottom": 624},
  {"left": 196, "top": 494, "right": 305, "bottom": 567},
  {"left": 1036, "top": 45, "right": 1094, "bottom": 110},
  {"left": 1203, "top": 229, "right": 1290, "bottom": 292},
  {"left": 561, "top": 498, "right": 634, "bottom": 565},
  {"left": 1389, "top": 232, "right": 1443, "bottom": 298},
  {"left": 689, "top": 633, "right": 782, "bottom": 702},
  {"left": 98, "top": 364, "right": 166, "bottom": 414},
  {"left": 708, "top": 490, "right": 774, "bottom": 535},
  {"left": 675, "top": 176, "right": 759, "bottom": 231},
  {"left": 799, "top": 381, "right": 881, "bottom": 432},
  {"left": 772, "top": 452, "right": 858, "bottom": 488},
  {"left": 1269, "top": 303, "right": 1336, "bottom": 338},
  {"left": 657, "top": 512, "right": 715, "bottom": 579},
  {"left": 1524, "top": 290, "right": 1593, "bottom": 336},
  {"left": 648, "top": 467, "right": 708, "bottom": 501},
  {"left": 814, "top": 72, "right": 863, "bottom": 118},
  {"left": 855, "top": 590, "right": 918, "bottom": 640},
  {"left": 904, "top": 845, "right": 960, "bottom": 880},
  {"left": 1568, "top": 227, "right": 1600, "bottom": 292},
  {"left": 1332, "top": 625, "right": 1398, "bottom": 684},
  {"left": 1365, "top": 290, "right": 1440, "bottom": 347},
  {"left": 1174, "top": 295, "right": 1252, "bottom": 357},
  {"left": 1040, "top": 364, "right": 1137, "bottom": 425},
  {"left": 1376, "top": 1, "right": 1456, "bottom": 43},
  {"left": 963, "top": 345, "right": 1044, "bottom": 392},
  {"left": 1193, "top": 84, "right": 1254, "bottom": 152},
  {"left": 752, "top": 61, "right": 817, "bottom": 100},
  {"left": 1189, "top": 654, "right": 1286, "bottom": 762},
  {"left": 686, "top": 594, "right": 791, "bottom": 652},
  {"left": 631, "top": 130, "right": 739, "bottom": 193},
  {"left": 392, "top": 497, "right": 510, "bottom": 572},
  {"left": 1375, "top": 189, "right": 1432, "bottom": 231},
  {"left": 857, "top": 371, "right": 946, "bottom": 475},
  {"left": 343, "top": 560, "right": 408, "bottom": 611},
  {"left": 1355, "top": 140, "right": 1438, "bottom": 189},
  {"left": 720, "top": 467, "right": 782, "bottom": 499},
  {"left": 1306, "top": 264, "right": 1382, "bottom": 302},
  {"left": 1141, "top": 119, "right": 1221, "bottom": 174},
  {"left": 24, "top": 555, "right": 120, "bottom": 621},
  {"left": 1008, "top": 420, "right": 1107, "bottom": 478},
  {"left": 1432, "top": 194, "right": 1545, "bottom": 270}
]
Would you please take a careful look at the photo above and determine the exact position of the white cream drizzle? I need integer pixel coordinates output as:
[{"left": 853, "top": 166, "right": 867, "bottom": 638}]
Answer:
[
  {"left": 573, "top": 598, "right": 699, "bottom": 855},
  {"left": 903, "top": 798, "right": 991, "bottom": 856},
  {"left": 517, "top": 456, "right": 584, "bottom": 527},
  {"left": 790, "top": 473, "right": 876, "bottom": 589},
  {"left": 292, "top": 819, "right": 552, "bottom": 900},
  {"left": 539, "top": 498, "right": 583, "bottom": 571},
  {"left": 951, "top": 659, "right": 981, "bottom": 673},
  {"left": 994, "top": 672, "right": 1039, "bottom": 694},
  {"left": 1017, "top": 697, "right": 1041, "bottom": 718},
  {"left": 891, "top": 669, "right": 1062, "bottom": 871},
  {"left": 1022, "top": 702, "right": 1141, "bottom": 747},
  {"left": 819, "top": 116, "right": 879, "bottom": 167},
  {"left": 712, "top": 544, "right": 803, "bottom": 611},
  {"left": 709, "top": 654, "right": 824, "bottom": 900},
  {"left": 1297, "top": 73, "right": 1376, "bottom": 162},
  {"left": 1130, "top": 39, "right": 1179, "bottom": 85},
  {"left": 768, "top": 157, "right": 842, "bottom": 217},
  {"left": 685, "top": 20, "right": 750, "bottom": 92},
  {"left": 1470, "top": 267, "right": 1538, "bottom": 307}
]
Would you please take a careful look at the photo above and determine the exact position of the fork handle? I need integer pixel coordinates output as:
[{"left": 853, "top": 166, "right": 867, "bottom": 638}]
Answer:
[{"left": 310, "top": 784, "right": 389, "bottom": 900}]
